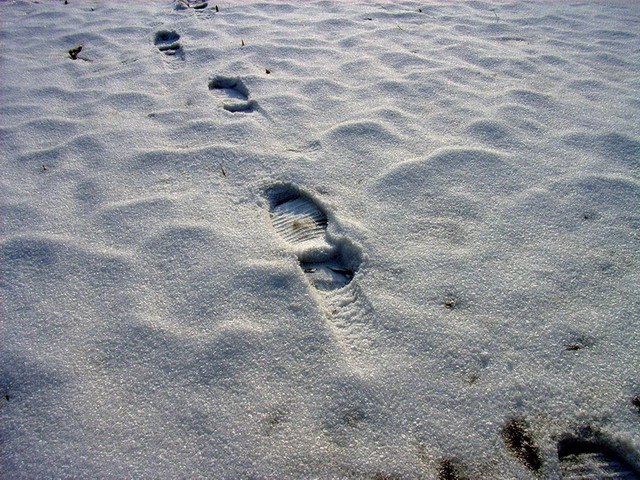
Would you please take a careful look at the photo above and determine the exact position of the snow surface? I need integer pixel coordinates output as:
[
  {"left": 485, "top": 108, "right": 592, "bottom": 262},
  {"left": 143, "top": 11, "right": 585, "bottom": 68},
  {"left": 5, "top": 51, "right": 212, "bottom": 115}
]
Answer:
[{"left": 1, "top": 0, "right": 639, "bottom": 478}]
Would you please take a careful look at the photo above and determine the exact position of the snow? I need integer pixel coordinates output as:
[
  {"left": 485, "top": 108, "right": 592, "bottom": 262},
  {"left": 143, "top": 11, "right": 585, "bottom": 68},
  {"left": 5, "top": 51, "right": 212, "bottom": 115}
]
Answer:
[{"left": 1, "top": 0, "right": 639, "bottom": 478}]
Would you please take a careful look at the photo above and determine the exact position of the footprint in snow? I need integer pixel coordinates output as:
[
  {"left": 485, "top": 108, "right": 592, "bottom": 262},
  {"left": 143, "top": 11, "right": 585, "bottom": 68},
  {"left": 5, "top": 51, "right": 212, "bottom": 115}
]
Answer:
[
  {"left": 267, "top": 184, "right": 357, "bottom": 291},
  {"left": 208, "top": 76, "right": 256, "bottom": 113},
  {"left": 266, "top": 185, "right": 372, "bottom": 356},
  {"left": 154, "top": 30, "right": 184, "bottom": 64},
  {"left": 175, "top": 1, "right": 218, "bottom": 21},
  {"left": 174, "top": 0, "right": 209, "bottom": 10},
  {"left": 558, "top": 434, "right": 640, "bottom": 479}
]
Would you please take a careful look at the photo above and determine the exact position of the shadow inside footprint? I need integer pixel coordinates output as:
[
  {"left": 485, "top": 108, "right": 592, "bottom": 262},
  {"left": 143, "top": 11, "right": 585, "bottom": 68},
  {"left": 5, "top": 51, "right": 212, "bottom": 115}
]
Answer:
[
  {"left": 208, "top": 76, "right": 255, "bottom": 113},
  {"left": 437, "top": 458, "right": 470, "bottom": 480},
  {"left": 301, "top": 259, "right": 354, "bottom": 291},
  {"left": 502, "top": 417, "right": 543, "bottom": 473},
  {"left": 154, "top": 30, "right": 182, "bottom": 56},
  {"left": 558, "top": 436, "right": 639, "bottom": 479},
  {"left": 175, "top": 0, "right": 208, "bottom": 9},
  {"left": 267, "top": 184, "right": 359, "bottom": 291}
]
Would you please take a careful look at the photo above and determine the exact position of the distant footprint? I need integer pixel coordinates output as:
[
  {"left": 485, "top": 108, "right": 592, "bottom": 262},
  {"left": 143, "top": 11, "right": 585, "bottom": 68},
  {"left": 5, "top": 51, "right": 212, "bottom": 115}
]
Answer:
[
  {"left": 266, "top": 185, "right": 371, "bottom": 353},
  {"left": 154, "top": 30, "right": 181, "bottom": 54},
  {"left": 175, "top": 1, "right": 218, "bottom": 21},
  {"left": 174, "top": 0, "right": 209, "bottom": 10},
  {"left": 559, "top": 436, "right": 639, "bottom": 479},
  {"left": 208, "top": 76, "right": 256, "bottom": 113},
  {"left": 154, "top": 30, "right": 184, "bottom": 64}
]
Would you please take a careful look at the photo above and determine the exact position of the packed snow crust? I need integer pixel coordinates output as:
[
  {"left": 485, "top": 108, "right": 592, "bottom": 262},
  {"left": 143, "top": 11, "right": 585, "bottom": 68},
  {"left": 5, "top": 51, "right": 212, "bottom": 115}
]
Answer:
[{"left": 1, "top": 0, "right": 639, "bottom": 478}]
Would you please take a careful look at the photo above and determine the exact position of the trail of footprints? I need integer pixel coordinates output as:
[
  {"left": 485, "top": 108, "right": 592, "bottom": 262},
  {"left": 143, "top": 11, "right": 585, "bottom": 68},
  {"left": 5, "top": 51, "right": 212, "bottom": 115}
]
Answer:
[
  {"left": 153, "top": 28, "right": 256, "bottom": 113},
  {"left": 150, "top": 6, "right": 640, "bottom": 476}
]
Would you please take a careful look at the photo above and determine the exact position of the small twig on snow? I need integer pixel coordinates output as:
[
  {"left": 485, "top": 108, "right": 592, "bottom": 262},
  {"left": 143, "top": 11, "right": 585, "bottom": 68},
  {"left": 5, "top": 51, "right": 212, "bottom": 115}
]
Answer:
[{"left": 68, "top": 45, "right": 82, "bottom": 59}]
